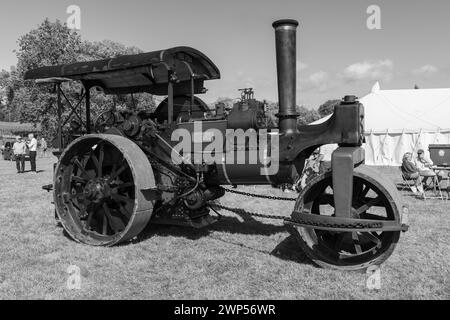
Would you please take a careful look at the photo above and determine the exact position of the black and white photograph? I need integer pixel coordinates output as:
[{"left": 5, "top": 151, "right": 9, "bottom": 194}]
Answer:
[{"left": 0, "top": 0, "right": 448, "bottom": 306}]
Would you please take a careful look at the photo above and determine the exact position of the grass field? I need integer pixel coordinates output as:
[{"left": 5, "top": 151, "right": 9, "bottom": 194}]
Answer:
[{"left": 0, "top": 156, "right": 448, "bottom": 300}]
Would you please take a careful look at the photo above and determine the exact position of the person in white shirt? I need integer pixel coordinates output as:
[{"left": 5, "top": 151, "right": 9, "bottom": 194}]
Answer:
[
  {"left": 415, "top": 149, "right": 441, "bottom": 186},
  {"left": 26, "top": 133, "right": 38, "bottom": 174},
  {"left": 13, "top": 136, "right": 26, "bottom": 173}
]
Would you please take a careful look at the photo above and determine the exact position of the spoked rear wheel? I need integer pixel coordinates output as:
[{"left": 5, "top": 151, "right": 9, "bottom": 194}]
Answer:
[
  {"left": 290, "top": 165, "right": 402, "bottom": 271},
  {"left": 54, "top": 134, "right": 156, "bottom": 246}
]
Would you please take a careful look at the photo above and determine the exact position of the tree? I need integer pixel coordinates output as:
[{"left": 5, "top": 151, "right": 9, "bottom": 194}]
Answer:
[
  {"left": 265, "top": 101, "right": 279, "bottom": 128},
  {"left": 0, "top": 69, "right": 22, "bottom": 122},
  {"left": 0, "top": 70, "right": 10, "bottom": 120},
  {"left": 16, "top": 19, "right": 82, "bottom": 77},
  {"left": 6, "top": 19, "right": 155, "bottom": 140},
  {"left": 9, "top": 19, "right": 82, "bottom": 137},
  {"left": 297, "top": 105, "right": 320, "bottom": 126},
  {"left": 262, "top": 102, "right": 320, "bottom": 127},
  {"left": 79, "top": 40, "right": 142, "bottom": 60},
  {"left": 318, "top": 99, "right": 340, "bottom": 117},
  {"left": 214, "top": 97, "right": 235, "bottom": 111}
]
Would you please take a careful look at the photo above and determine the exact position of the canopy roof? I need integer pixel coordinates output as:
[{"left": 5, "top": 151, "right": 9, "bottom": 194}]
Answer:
[{"left": 24, "top": 46, "right": 220, "bottom": 96}]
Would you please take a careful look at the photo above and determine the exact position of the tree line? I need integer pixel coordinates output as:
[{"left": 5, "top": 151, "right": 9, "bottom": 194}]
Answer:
[{"left": 213, "top": 97, "right": 340, "bottom": 127}]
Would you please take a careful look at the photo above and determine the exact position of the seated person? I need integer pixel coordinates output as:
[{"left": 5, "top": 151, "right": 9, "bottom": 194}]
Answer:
[
  {"left": 294, "top": 148, "right": 324, "bottom": 191},
  {"left": 415, "top": 149, "right": 441, "bottom": 185},
  {"left": 401, "top": 152, "right": 424, "bottom": 194}
]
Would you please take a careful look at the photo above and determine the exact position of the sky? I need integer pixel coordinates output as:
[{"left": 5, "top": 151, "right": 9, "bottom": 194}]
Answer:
[{"left": 0, "top": 0, "right": 449, "bottom": 108}]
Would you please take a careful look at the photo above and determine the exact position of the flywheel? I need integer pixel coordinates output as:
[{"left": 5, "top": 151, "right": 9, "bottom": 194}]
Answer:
[{"left": 54, "top": 134, "right": 157, "bottom": 246}]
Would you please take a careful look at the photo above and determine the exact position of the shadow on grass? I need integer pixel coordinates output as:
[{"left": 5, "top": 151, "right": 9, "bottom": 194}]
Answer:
[
  {"left": 62, "top": 228, "right": 73, "bottom": 241},
  {"left": 137, "top": 213, "right": 288, "bottom": 241},
  {"left": 20, "top": 169, "right": 46, "bottom": 174},
  {"left": 271, "top": 234, "right": 314, "bottom": 265},
  {"left": 53, "top": 200, "right": 315, "bottom": 267},
  {"left": 395, "top": 183, "right": 425, "bottom": 200},
  {"left": 133, "top": 211, "right": 316, "bottom": 267}
]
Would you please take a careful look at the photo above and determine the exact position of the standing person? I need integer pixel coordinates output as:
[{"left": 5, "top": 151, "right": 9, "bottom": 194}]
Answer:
[
  {"left": 12, "top": 136, "right": 26, "bottom": 173},
  {"left": 26, "top": 133, "right": 38, "bottom": 174},
  {"left": 40, "top": 137, "right": 48, "bottom": 158}
]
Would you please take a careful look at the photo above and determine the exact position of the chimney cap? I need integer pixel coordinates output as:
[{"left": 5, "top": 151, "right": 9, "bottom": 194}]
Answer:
[{"left": 272, "top": 19, "right": 299, "bottom": 29}]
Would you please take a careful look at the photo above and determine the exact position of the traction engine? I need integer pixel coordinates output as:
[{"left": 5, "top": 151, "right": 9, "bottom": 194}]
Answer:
[{"left": 25, "top": 19, "right": 408, "bottom": 270}]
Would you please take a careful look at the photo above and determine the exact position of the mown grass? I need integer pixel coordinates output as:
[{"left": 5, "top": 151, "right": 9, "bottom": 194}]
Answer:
[{"left": 0, "top": 157, "right": 448, "bottom": 299}]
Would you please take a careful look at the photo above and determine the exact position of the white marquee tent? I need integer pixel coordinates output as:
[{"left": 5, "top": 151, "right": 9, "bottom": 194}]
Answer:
[{"left": 313, "top": 82, "right": 450, "bottom": 166}]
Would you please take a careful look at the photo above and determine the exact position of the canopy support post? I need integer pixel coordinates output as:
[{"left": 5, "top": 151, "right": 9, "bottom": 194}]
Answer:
[
  {"left": 180, "top": 61, "right": 196, "bottom": 120},
  {"left": 85, "top": 85, "right": 91, "bottom": 133},
  {"left": 168, "top": 72, "right": 174, "bottom": 125},
  {"left": 190, "top": 76, "right": 195, "bottom": 119},
  {"left": 56, "top": 83, "right": 63, "bottom": 153}
]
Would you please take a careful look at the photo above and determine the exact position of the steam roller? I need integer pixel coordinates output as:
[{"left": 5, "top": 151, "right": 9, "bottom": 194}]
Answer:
[{"left": 24, "top": 18, "right": 408, "bottom": 270}]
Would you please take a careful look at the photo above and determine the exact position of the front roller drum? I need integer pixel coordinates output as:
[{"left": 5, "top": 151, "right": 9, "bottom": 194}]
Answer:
[
  {"left": 54, "top": 134, "right": 156, "bottom": 246},
  {"left": 289, "top": 165, "right": 406, "bottom": 271}
]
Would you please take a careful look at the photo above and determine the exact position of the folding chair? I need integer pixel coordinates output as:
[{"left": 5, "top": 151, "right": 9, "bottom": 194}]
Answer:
[
  {"left": 399, "top": 167, "right": 434, "bottom": 200},
  {"left": 446, "top": 173, "right": 450, "bottom": 199},
  {"left": 399, "top": 167, "right": 417, "bottom": 193},
  {"left": 435, "top": 171, "right": 450, "bottom": 200}
]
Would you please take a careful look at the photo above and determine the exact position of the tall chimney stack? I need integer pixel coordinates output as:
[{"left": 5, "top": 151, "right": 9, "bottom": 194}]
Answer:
[{"left": 272, "top": 19, "right": 299, "bottom": 135}]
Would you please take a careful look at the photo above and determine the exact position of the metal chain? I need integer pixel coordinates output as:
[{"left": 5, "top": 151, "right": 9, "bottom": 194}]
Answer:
[
  {"left": 210, "top": 188, "right": 383, "bottom": 230},
  {"left": 220, "top": 187, "right": 297, "bottom": 202},
  {"left": 209, "top": 202, "right": 382, "bottom": 229}
]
